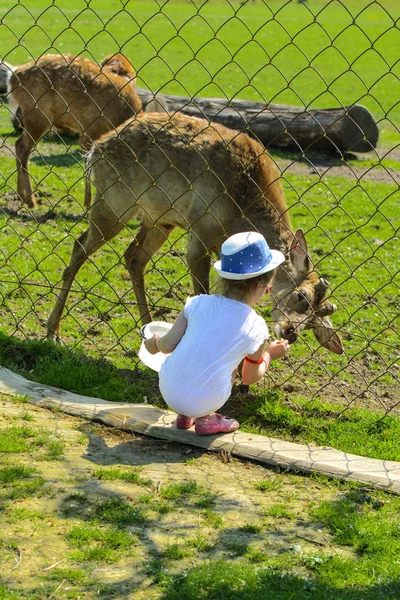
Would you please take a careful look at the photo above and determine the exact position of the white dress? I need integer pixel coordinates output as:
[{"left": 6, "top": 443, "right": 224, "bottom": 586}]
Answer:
[{"left": 159, "top": 294, "right": 269, "bottom": 418}]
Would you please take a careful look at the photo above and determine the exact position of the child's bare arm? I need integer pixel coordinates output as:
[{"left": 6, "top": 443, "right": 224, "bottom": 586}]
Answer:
[
  {"left": 241, "top": 340, "right": 269, "bottom": 385},
  {"left": 144, "top": 311, "right": 187, "bottom": 355},
  {"left": 241, "top": 339, "right": 290, "bottom": 385}
]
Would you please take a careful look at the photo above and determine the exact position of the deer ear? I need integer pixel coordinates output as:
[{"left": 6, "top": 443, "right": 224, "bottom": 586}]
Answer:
[
  {"left": 289, "top": 229, "right": 310, "bottom": 272},
  {"left": 312, "top": 317, "right": 344, "bottom": 355}
]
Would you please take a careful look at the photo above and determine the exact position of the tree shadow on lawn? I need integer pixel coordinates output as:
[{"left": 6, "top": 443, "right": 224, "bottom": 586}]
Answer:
[
  {"left": 2, "top": 388, "right": 399, "bottom": 599},
  {"left": 48, "top": 428, "right": 275, "bottom": 597},
  {"left": 67, "top": 425, "right": 400, "bottom": 600},
  {"left": 51, "top": 431, "right": 312, "bottom": 599},
  {"left": 29, "top": 473, "right": 400, "bottom": 600},
  {"left": 160, "top": 564, "right": 400, "bottom": 600}
]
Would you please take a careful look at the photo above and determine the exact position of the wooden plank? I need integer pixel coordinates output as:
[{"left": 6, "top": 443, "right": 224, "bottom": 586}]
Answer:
[
  {"left": 0, "top": 365, "right": 398, "bottom": 493},
  {"left": 143, "top": 422, "right": 400, "bottom": 493}
]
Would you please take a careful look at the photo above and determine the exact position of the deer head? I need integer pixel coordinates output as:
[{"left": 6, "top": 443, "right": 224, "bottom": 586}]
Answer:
[
  {"left": 100, "top": 54, "right": 136, "bottom": 80},
  {"left": 271, "top": 229, "right": 343, "bottom": 354}
]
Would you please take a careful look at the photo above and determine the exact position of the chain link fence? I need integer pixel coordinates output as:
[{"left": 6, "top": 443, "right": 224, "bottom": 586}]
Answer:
[{"left": 0, "top": 0, "right": 398, "bottom": 416}]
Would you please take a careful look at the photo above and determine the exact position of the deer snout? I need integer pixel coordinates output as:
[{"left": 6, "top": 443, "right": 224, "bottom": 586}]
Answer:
[
  {"left": 315, "top": 302, "right": 337, "bottom": 317},
  {"left": 275, "top": 321, "right": 299, "bottom": 344},
  {"left": 281, "top": 327, "right": 298, "bottom": 344}
]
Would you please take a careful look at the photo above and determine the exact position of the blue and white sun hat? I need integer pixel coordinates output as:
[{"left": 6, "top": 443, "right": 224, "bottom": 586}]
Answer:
[{"left": 214, "top": 232, "right": 285, "bottom": 280}]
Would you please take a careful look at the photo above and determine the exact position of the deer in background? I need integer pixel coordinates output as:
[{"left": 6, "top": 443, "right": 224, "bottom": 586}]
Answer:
[
  {"left": 7, "top": 53, "right": 142, "bottom": 209},
  {"left": 47, "top": 112, "right": 343, "bottom": 355}
]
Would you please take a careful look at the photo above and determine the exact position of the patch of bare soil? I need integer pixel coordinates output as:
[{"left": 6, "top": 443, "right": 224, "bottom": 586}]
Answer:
[
  {"left": 276, "top": 148, "right": 400, "bottom": 185},
  {"left": 0, "top": 397, "right": 354, "bottom": 599},
  {"left": 267, "top": 355, "right": 400, "bottom": 416}
]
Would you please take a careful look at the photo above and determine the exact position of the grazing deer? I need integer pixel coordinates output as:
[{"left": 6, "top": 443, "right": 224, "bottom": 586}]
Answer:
[
  {"left": 47, "top": 112, "right": 343, "bottom": 354},
  {"left": 7, "top": 53, "right": 142, "bottom": 209}
]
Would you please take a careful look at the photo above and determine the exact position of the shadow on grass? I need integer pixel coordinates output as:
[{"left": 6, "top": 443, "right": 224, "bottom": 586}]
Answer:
[
  {"left": 0, "top": 331, "right": 161, "bottom": 405},
  {"left": 31, "top": 149, "right": 83, "bottom": 168},
  {"left": 0, "top": 201, "right": 87, "bottom": 224},
  {"left": 3, "top": 573, "right": 398, "bottom": 600},
  {"left": 159, "top": 563, "right": 400, "bottom": 600}
]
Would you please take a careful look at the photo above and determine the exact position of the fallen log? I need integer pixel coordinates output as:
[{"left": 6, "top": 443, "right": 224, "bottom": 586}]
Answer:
[
  {"left": 138, "top": 88, "right": 379, "bottom": 153},
  {"left": 3, "top": 63, "right": 378, "bottom": 153}
]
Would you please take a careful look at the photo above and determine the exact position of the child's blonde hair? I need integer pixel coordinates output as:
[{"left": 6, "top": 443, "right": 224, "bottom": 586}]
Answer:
[{"left": 217, "top": 269, "right": 276, "bottom": 301}]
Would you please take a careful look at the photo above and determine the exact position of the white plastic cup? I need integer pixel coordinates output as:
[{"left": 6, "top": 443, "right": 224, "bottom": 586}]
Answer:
[{"left": 138, "top": 321, "right": 173, "bottom": 372}]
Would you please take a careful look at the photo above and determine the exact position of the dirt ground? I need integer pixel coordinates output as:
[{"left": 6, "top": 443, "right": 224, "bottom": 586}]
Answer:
[
  {"left": 273, "top": 144, "right": 400, "bottom": 185},
  {"left": 0, "top": 396, "right": 355, "bottom": 599}
]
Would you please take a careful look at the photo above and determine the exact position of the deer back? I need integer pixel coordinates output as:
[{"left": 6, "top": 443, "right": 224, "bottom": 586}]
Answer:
[
  {"left": 9, "top": 53, "right": 141, "bottom": 137},
  {"left": 88, "top": 112, "right": 290, "bottom": 250}
]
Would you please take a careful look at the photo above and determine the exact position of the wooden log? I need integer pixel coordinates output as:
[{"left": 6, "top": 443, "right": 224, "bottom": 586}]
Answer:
[{"left": 138, "top": 88, "right": 379, "bottom": 153}]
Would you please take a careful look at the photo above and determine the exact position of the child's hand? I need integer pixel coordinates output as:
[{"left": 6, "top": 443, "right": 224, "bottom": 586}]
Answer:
[
  {"left": 144, "top": 333, "right": 160, "bottom": 355},
  {"left": 266, "top": 339, "right": 290, "bottom": 361}
]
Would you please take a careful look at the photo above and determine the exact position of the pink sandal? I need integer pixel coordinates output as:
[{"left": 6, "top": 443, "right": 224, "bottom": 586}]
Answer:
[
  {"left": 195, "top": 413, "right": 240, "bottom": 436},
  {"left": 175, "top": 414, "right": 196, "bottom": 429}
]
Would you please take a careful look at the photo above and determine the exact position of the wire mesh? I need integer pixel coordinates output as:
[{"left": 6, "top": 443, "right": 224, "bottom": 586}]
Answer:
[{"left": 0, "top": 0, "right": 399, "bottom": 418}]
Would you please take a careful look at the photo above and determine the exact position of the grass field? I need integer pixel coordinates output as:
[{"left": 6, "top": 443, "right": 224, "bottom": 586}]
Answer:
[
  {"left": 0, "top": 1, "right": 399, "bottom": 453},
  {"left": 1, "top": 0, "right": 400, "bottom": 132}
]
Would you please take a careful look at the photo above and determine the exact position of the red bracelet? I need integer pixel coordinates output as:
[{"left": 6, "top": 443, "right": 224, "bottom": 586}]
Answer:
[{"left": 244, "top": 356, "right": 265, "bottom": 365}]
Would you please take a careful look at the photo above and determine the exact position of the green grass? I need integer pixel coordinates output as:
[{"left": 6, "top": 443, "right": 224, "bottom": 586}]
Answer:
[
  {"left": 5, "top": 507, "right": 44, "bottom": 521},
  {"left": 163, "top": 543, "right": 190, "bottom": 560},
  {"left": 253, "top": 477, "right": 283, "bottom": 492},
  {"left": 236, "top": 389, "right": 400, "bottom": 462},
  {"left": 0, "top": 465, "right": 36, "bottom": 483},
  {"left": 263, "top": 503, "right": 296, "bottom": 520},
  {"left": 1, "top": 0, "right": 399, "bottom": 133},
  {"left": 160, "top": 480, "right": 200, "bottom": 500},
  {"left": 0, "top": 421, "right": 65, "bottom": 461},
  {"left": 67, "top": 524, "right": 137, "bottom": 563},
  {"left": 47, "top": 567, "right": 93, "bottom": 585},
  {"left": 159, "top": 558, "right": 400, "bottom": 600},
  {"left": 0, "top": 1, "right": 399, "bottom": 468},
  {"left": 203, "top": 508, "right": 224, "bottom": 528},
  {"left": 185, "top": 534, "right": 214, "bottom": 553},
  {"left": 0, "top": 332, "right": 158, "bottom": 403},
  {"left": 92, "top": 466, "right": 152, "bottom": 486},
  {"left": 0, "top": 464, "right": 47, "bottom": 503}
]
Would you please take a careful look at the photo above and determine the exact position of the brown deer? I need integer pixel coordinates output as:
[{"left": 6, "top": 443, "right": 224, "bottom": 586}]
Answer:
[
  {"left": 47, "top": 112, "right": 343, "bottom": 354},
  {"left": 7, "top": 53, "right": 142, "bottom": 209}
]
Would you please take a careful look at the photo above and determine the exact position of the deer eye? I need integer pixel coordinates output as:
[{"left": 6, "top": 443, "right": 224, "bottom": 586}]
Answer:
[{"left": 296, "top": 289, "right": 309, "bottom": 303}]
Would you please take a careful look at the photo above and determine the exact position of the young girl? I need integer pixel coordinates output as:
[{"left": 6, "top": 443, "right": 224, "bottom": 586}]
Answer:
[{"left": 144, "top": 231, "right": 290, "bottom": 435}]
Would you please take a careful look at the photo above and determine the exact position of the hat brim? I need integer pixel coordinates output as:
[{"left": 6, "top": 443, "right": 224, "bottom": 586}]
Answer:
[{"left": 213, "top": 249, "right": 285, "bottom": 280}]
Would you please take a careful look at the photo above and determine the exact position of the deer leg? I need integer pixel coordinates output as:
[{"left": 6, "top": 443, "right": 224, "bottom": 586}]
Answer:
[
  {"left": 187, "top": 233, "right": 211, "bottom": 295},
  {"left": 47, "top": 209, "right": 125, "bottom": 341},
  {"left": 79, "top": 134, "right": 94, "bottom": 209},
  {"left": 124, "top": 223, "right": 175, "bottom": 325},
  {"left": 15, "top": 113, "right": 49, "bottom": 208}
]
